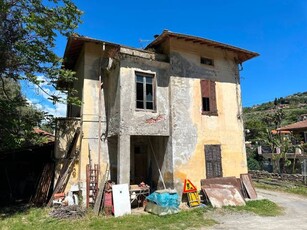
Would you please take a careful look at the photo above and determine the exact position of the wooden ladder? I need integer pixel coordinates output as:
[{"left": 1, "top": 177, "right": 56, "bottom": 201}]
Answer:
[{"left": 86, "top": 164, "right": 99, "bottom": 208}]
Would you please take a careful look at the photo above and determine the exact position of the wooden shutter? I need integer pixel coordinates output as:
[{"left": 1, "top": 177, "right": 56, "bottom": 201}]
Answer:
[
  {"left": 205, "top": 145, "right": 222, "bottom": 178},
  {"left": 200, "top": 80, "right": 210, "bottom": 97},
  {"left": 209, "top": 80, "right": 217, "bottom": 114},
  {"left": 200, "top": 80, "right": 217, "bottom": 115}
]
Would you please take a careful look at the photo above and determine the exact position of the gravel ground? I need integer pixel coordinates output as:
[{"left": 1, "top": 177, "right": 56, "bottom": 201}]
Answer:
[{"left": 206, "top": 188, "right": 307, "bottom": 230}]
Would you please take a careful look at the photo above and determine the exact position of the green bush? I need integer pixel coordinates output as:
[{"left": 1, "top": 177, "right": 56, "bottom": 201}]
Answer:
[{"left": 247, "top": 157, "right": 261, "bottom": 170}]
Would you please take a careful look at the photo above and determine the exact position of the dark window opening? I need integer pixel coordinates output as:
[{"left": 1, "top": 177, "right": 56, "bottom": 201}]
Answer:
[
  {"left": 201, "top": 57, "right": 214, "bottom": 66},
  {"left": 136, "top": 72, "right": 155, "bottom": 110},
  {"left": 202, "top": 97, "right": 210, "bottom": 112},
  {"left": 200, "top": 79, "right": 217, "bottom": 115}
]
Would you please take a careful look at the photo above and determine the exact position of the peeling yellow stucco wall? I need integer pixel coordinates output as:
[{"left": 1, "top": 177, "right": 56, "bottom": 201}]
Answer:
[{"left": 171, "top": 39, "right": 248, "bottom": 189}]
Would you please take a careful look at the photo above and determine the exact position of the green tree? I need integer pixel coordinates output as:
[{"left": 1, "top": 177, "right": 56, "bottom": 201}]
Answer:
[
  {"left": 0, "top": 78, "right": 47, "bottom": 151},
  {"left": 268, "top": 131, "right": 293, "bottom": 173},
  {"left": 262, "top": 108, "right": 285, "bottom": 130},
  {"left": 0, "top": 0, "right": 82, "bottom": 151},
  {"left": 245, "top": 118, "right": 267, "bottom": 142},
  {"left": 0, "top": 0, "right": 82, "bottom": 104}
]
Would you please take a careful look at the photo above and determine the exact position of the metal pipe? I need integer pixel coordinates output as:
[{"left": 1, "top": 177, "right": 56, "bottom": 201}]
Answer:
[{"left": 98, "top": 75, "right": 102, "bottom": 170}]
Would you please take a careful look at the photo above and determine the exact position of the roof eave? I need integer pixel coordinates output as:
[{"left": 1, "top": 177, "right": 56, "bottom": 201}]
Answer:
[{"left": 146, "top": 30, "right": 259, "bottom": 63}]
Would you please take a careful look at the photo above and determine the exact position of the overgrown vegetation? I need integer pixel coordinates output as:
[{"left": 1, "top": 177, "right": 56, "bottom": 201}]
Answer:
[
  {"left": 244, "top": 93, "right": 307, "bottom": 173},
  {"left": 0, "top": 207, "right": 217, "bottom": 230},
  {"left": 244, "top": 92, "right": 307, "bottom": 138},
  {"left": 224, "top": 199, "right": 283, "bottom": 216},
  {"left": 0, "top": 199, "right": 284, "bottom": 230},
  {"left": 0, "top": 0, "right": 82, "bottom": 105},
  {"left": 0, "top": 79, "right": 53, "bottom": 152},
  {"left": 0, "top": 0, "right": 83, "bottom": 152}
]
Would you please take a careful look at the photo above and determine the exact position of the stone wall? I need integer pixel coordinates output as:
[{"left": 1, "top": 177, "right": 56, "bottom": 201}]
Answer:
[{"left": 249, "top": 170, "right": 304, "bottom": 184}]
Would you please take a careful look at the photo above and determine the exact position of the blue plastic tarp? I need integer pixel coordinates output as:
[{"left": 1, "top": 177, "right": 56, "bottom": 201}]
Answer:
[{"left": 146, "top": 191, "right": 180, "bottom": 208}]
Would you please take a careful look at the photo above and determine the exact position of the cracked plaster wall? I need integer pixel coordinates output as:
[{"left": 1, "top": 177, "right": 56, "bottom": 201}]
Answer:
[{"left": 169, "top": 38, "right": 248, "bottom": 192}]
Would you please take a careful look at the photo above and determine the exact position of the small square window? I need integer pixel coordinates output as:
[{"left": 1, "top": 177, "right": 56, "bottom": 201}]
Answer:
[{"left": 200, "top": 57, "right": 214, "bottom": 66}]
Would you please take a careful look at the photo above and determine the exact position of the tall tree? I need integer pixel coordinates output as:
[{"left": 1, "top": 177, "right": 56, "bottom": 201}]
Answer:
[
  {"left": 0, "top": 0, "right": 82, "bottom": 104},
  {"left": 0, "top": 0, "right": 82, "bottom": 151},
  {"left": 0, "top": 78, "right": 47, "bottom": 151}
]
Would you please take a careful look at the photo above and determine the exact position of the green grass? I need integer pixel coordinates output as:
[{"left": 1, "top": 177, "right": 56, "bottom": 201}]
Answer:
[
  {"left": 224, "top": 199, "right": 283, "bottom": 216},
  {"left": 0, "top": 199, "right": 283, "bottom": 230},
  {"left": 0, "top": 207, "right": 217, "bottom": 230},
  {"left": 255, "top": 181, "right": 307, "bottom": 197}
]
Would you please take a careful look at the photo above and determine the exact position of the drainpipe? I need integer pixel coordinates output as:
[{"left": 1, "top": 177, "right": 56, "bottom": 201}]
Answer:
[{"left": 98, "top": 75, "right": 102, "bottom": 170}]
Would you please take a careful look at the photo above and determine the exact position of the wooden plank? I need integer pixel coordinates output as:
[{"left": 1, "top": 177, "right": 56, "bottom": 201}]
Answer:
[
  {"left": 240, "top": 173, "right": 257, "bottom": 199},
  {"left": 93, "top": 164, "right": 109, "bottom": 215},
  {"left": 31, "top": 163, "right": 54, "bottom": 206},
  {"left": 47, "top": 128, "right": 80, "bottom": 207},
  {"left": 47, "top": 155, "right": 78, "bottom": 207}
]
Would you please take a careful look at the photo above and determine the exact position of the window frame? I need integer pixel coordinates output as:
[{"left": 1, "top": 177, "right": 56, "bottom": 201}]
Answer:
[{"left": 135, "top": 71, "right": 156, "bottom": 112}]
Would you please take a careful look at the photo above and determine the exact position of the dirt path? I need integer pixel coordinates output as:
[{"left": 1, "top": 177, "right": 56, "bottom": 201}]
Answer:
[{"left": 206, "top": 188, "right": 307, "bottom": 230}]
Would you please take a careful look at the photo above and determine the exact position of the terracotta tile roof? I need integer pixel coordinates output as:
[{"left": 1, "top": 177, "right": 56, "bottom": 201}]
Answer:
[
  {"left": 271, "top": 130, "right": 291, "bottom": 134},
  {"left": 33, "top": 128, "right": 55, "bottom": 143},
  {"left": 277, "top": 120, "right": 307, "bottom": 131},
  {"left": 146, "top": 30, "right": 259, "bottom": 63}
]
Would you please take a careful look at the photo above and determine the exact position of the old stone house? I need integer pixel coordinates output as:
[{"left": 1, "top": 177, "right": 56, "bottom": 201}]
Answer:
[{"left": 57, "top": 30, "right": 258, "bottom": 202}]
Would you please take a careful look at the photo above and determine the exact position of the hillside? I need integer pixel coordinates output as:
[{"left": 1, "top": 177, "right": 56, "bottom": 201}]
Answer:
[
  {"left": 243, "top": 91, "right": 307, "bottom": 142},
  {"left": 244, "top": 92, "right": 307, "bottom": 125}
]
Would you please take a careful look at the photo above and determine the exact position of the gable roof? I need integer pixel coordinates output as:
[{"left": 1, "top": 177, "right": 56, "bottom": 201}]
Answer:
[
  {"left": 146, "top": 30, "right": 259, "bottom": 63},
  {"left": 277, "top": 120, "right": 307, "bottom": 132},
  {"left": 63, "top": 30, "right": 259, "bottom": 70}
]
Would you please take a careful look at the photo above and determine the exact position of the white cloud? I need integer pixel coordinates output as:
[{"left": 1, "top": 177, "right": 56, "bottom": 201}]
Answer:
[
  {"left": 45, "top": 103, "right": 67, "bottom": 117},
  {"left": 21, "top": 78, "right": 67, "bottom": 117}
]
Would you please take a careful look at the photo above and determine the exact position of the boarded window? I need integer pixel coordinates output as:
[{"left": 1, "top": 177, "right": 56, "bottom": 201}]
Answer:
[
  {"left": 205, "top": 145, "right": 222, "bottom": 178},
  {"left": 200, "top": 79, "right": 217, "bottom": 115},
  {"left": 136, "top": 72, "right": 155, "bottom": 110}
]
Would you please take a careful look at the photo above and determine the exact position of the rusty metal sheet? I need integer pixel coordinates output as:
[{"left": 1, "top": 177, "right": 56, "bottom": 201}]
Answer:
[
  {"left": 202, "top": 184, "right": 246, "bottom": 208},
  {"left": 240, "top": 174, "right": 257, "bottom": 199},
  {"left": 201, "top": 177, "right": 242, "bottom": 195}
]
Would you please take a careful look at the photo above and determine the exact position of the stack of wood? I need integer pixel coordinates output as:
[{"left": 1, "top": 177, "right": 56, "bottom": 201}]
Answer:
[
  {"left": 49, "top": 205, "right": 86, "bottom": 219},
  {"left": 31, "top": 163, "right": 55, "bottom": 206}
]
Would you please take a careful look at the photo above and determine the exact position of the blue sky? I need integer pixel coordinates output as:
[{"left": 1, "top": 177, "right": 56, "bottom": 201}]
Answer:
[{"left": 23, "top": 0, "right": 307, "bottom": 116}]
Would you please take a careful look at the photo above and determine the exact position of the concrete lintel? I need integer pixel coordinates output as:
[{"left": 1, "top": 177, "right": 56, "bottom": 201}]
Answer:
[{"left": 120, "top": 47, "right": 168, "bottom": 63}]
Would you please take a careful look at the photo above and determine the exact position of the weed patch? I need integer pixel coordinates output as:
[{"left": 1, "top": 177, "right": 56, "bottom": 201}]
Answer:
[{"left": 224, "top": 199, "right": 283, "bottom": 216}]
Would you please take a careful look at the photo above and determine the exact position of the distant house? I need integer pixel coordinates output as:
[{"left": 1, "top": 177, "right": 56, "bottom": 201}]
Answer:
[
  {"left": 57, "top": 30, "right": 258, "bottom": 204},
  {"left": 278, "top": 119, "right": 307, "bottom": 143}
]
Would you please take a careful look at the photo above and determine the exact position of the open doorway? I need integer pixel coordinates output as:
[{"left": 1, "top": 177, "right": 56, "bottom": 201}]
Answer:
[
  {"left": 133, "top": 144, "right": 148, "bottom": 184},
  {"left": 130, "top": 136, "right": 169, "bottom": 190}
]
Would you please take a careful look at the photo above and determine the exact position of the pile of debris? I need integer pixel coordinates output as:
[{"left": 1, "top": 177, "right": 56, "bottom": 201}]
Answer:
[{"left": 49, "top": 205, "right": 86, "bottom": 219}]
